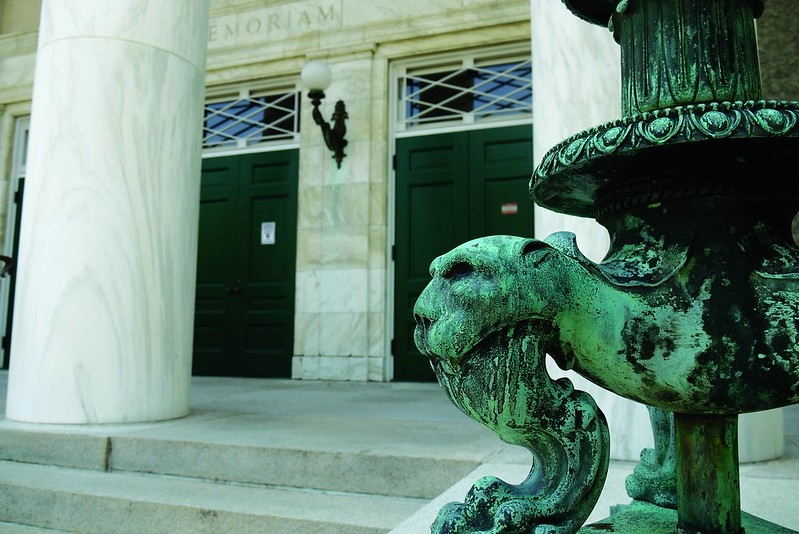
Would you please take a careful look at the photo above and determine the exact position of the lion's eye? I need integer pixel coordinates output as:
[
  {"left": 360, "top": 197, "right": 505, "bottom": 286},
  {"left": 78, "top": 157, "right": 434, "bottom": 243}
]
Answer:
[{"left": 442, "top": 261, "right": 474, "bottom": 280}]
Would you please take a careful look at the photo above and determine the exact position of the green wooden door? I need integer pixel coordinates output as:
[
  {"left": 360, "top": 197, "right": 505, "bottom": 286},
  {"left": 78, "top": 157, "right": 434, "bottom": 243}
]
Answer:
[
  {"left": 393, "top": 125, "right": 533, "bottom": 381},
  {"left": 2, "top": 178, "right": 23, "bottom": 369},
  {"left": 193, "top": 150, "right": 298, "bottom": 377}
]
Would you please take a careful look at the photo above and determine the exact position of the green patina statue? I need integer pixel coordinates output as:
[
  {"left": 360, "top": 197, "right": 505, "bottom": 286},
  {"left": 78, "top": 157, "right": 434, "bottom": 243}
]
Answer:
[{"left": 413, "top": 1, "right": 799, "bottom": 532}]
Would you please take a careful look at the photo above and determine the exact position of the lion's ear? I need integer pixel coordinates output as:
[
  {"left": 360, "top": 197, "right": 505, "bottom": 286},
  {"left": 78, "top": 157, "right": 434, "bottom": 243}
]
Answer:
[{"left": 543, "top": 231, "right": 592, "bottom": 265}]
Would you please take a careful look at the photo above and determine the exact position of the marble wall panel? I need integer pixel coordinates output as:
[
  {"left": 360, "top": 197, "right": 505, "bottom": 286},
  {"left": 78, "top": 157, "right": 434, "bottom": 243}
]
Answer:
[
  {"left": 336, "top": 138, "right": 370, "bottom": 185},
  {"left": 297, "top": 184, "right": 323, "bottom": 230},
  {"left": 294, "top": 52, "right": 379, "bottom": 376},
  {"left": 293, "top": 312, "right": 321, "bottom": 356},
  {"left": 319, "top": 312, "right": 368, "bottom": 356},
  {"left": 295, "top": 356, "right": 369, "bottom": 382},
  {"left": 291, "top": 355, "right": 310, "bottom": 378},
  {"left": 317, "top": 355, "right": 369, "bottom": 381},
  {"left": 319, "top": 268, "right": 367, "bottom": 313},
  {"left": 368, "top": 140, "right": 389, "bottom": 194},
  {"left": 294, "top": 270, "right": 320, "bottom": 313},
  {"left": 367, "top": 59, "right": 389, "bottom": 150},
  {"left": 367, "top": 354, "right": 386, "bottom": 381},
  {"left": 368, "top": 225, "right": 386, "bottom": 271},
  {"left": 295, "top": 226, "right": 323, "bottom": 271},
  {"left": 368, "top": 311, "right": 385, "bottom": 358},
  {"left": 0, "top": 0, "right": 41, "bottom": 34},
  {"left": 321, "top": 182, "right": 370, "bottom": 227},
  {"left": 319, "top": 225, "right": 368, "bottom": 269},
  {"left": 295, "top": 61, "right": 354, "bottom": 367},
  {"left": 368, "top": 266, "right": 384, "bottom": 314},
  {"left": 295, "top": 333, "right": 377, "bottom": 379},
  {"left": 0, "top": 52, "right": 37, "bottom": 104},
  {"left": 298, "top": 145, "right": 328, "bottom": 187}
]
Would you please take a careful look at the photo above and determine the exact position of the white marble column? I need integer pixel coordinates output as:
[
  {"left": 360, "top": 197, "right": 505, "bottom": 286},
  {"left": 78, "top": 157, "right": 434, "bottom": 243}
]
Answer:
[
  {"left": 5, "top": 0, "right": 210, "bottom": 423},
  {"left": 531, "top": 2, "right": 783, "bottom": 462},
  {"left": 532, "top": 2, "right": 649, "bottom": 462}
]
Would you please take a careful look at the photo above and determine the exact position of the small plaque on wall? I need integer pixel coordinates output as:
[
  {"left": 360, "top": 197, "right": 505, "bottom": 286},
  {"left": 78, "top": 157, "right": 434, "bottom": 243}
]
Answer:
[
  {"left": 261, "top": 222, "right": 276, "bottom": 245},
  {"left": 501, "top": 203, "right": 519, "bottom": 215}
]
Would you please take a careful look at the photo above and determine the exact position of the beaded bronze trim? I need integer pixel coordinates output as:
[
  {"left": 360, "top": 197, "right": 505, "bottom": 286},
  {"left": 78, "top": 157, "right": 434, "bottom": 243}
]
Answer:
[
  {"left": 532, "top": 100, "right": 799, "bottom": 217},
  {"left": 561, "top": 0, "right": 765, "bottom": 28}
]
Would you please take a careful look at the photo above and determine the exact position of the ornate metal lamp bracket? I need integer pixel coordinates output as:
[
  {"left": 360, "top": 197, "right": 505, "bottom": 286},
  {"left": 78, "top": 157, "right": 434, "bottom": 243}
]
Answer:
[{"left": 307, "top": 89, "right": 348, "bottom": 168}]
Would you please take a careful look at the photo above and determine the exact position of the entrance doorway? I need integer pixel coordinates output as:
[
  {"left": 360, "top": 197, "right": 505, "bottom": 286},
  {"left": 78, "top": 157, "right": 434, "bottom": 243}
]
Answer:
[
  {"left": 193, "top": 150, "right": 299, "bottom": 377},
  {"left": 2, "top": 178, "right": 23, "bottom": 369},
  {"left": 1, "top": 117, "right": 29, "bottom": 369},
  {"left": 393, "top": 124, "right": 534, "bottom": 381}
]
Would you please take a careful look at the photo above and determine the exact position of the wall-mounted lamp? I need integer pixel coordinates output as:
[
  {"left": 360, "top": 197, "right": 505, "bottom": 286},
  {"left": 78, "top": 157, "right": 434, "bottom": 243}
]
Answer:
[{"left": 301, "top": 60, "right": 348, "bottom": 168}]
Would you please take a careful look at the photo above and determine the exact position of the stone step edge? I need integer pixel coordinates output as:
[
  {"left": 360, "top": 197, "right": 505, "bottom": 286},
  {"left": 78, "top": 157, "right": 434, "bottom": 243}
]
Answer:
[
  {"left": 0, "top": 427, "right": 482, "bottom": 499},
  {"left": 0, "top": 460, "right": 426, "bottom": 534},
  {"left": 0, "top": 522, "right": 69, "bottom": 533}
]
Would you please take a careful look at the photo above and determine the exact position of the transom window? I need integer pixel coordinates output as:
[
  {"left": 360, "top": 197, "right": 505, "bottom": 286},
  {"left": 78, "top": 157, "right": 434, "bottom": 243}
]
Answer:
[
  {"left": 397, "top": 53, "right": 532, "bottom": 132},
  {"left": 203, "top": 88, "right": 300, "bottom": 151}
]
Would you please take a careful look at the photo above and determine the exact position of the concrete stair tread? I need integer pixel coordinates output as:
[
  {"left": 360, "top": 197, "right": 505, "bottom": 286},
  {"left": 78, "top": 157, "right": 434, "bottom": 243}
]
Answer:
[
  {"left": 0, "top": 422, "right": 510, "bottom": 499},
  {"left": 0, "top": 523, "right": 70, "bottom": 533},
  {"left": 0, "top": 460, "right": 425, "bottom": 534},
  {"left": 0, "top": 412, "right": 500, "bottom": 458}
]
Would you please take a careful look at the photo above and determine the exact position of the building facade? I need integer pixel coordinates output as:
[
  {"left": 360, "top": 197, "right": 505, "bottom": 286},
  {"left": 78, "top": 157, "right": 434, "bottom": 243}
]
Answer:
[
  {"left": 0, "top": 0, "right": 794, "bottom": 462},
  {"left": 0, "top": 0, "right": 534, "bottom": 386}
]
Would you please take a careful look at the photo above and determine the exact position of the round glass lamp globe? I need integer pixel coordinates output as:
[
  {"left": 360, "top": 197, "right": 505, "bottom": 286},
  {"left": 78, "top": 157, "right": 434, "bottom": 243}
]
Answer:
[{"left": 301, "top": 60, "right": 332, "bottom": 91}]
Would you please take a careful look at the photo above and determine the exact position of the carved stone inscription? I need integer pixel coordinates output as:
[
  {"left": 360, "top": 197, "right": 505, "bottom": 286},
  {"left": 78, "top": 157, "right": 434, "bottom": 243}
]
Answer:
[{"left": 208, "top": 1, "right": 342, "bottom": 48}]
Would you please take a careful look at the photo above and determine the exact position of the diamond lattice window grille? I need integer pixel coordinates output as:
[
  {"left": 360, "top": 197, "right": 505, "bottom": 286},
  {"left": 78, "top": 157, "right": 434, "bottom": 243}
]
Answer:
[
  {"left": 399, "top": 56, "right": 532, "bottom": 131},
  {"left": 203, "top": 89, "right": 300, "bottom": 150}
]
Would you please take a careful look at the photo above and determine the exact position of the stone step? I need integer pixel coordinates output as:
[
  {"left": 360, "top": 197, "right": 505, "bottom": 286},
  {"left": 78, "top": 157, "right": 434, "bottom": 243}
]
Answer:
[
  {"left": 0, "top": 460, "right": 426, "bottom": 534},
  {"left": 0, "top": 522, "right": 69, "bottom": 533},
  {"left": 0, "top": 417, "right": 492, "bottom": 499}
]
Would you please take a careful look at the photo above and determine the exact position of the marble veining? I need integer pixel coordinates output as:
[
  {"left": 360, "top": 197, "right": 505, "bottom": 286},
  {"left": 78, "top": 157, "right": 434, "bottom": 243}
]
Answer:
[
  {"left": 39, "top": 0, "right": 209, "bottom": 70},
  {"left": 5, "top": 0, "right": 209, "bottom": 424}
]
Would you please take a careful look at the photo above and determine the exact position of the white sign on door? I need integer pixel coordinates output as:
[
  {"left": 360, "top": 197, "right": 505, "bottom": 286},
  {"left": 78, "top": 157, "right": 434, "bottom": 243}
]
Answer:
[{"left": 261, "top": 222, "right": 276, "bottom": 245}]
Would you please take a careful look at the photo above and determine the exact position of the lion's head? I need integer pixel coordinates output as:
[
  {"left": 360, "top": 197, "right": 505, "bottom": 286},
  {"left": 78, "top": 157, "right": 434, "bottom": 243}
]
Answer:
[{"left": 413, "top": 235, "right": 559, "bottom": 363}]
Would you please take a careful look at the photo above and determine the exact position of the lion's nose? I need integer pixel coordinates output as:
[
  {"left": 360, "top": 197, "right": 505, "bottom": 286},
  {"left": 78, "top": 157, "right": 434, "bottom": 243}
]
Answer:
[{"left": 414, "top": 313, "right": 432, "bottom": 330}]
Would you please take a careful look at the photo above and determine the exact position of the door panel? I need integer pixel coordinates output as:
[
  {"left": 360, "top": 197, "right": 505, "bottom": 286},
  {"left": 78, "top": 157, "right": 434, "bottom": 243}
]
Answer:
[
  {"left": 469, "top": 126, "right": 535, "bottom": 237},
  {"left": 395, "top": 133, "right": 469, "bottom": 381},
  {"left": 394, "top": 125, "right": 533, "bottom": 381},
  {"left": 241, "top": 152, "right": 297, "bottom": 378},
  {"left": 194, "top": 150, "right": 298, "bottom": 378},
  {"left": 193, "top": 196, "right": 233, "bottom": 372},
  {"left": 2, "top": 178, "right": 24, "bottom": 369},
  {"left": 194, "top": 158, "right": 239, "bottom": 376},
  {"left": 482, "top": 177, "right": 534, "bottom": 235}
]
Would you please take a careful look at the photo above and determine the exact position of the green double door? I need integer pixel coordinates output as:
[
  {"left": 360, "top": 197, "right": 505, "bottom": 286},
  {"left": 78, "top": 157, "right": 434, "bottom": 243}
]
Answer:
[
  {"left": 393, "top": 125, "right": 534, "bottom": 381},
  {"left": 193, "top": 151, "right": 298, "bottom": 378}
]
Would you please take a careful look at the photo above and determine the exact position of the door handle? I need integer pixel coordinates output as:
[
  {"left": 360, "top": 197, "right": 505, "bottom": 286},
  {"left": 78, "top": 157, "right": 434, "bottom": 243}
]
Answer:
[{"left": 225, "top": 280, "right": 243, "bottom": 294}]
